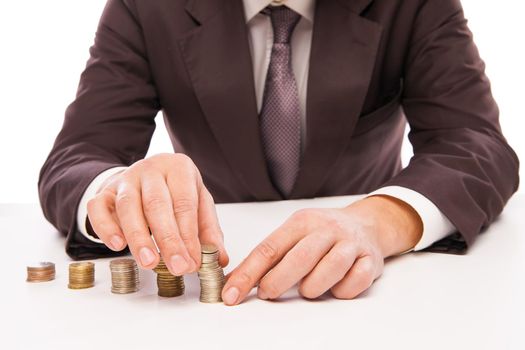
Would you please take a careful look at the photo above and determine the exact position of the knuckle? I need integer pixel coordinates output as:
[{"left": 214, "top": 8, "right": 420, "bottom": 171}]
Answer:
[
  {"left": 137, "top": 157, "right": 152, "bottom": 167},
  {"left": 115, "top": 192, "right": 134, "bottom": 207},
  {"left": 179, "top": 230, "right": 197, "bottom": 245},
  {"left": 155, "top": 152, "right": 172, "bottom": 160},
  {"left": 173, "top": 153, "right": 194, "bottom": 168},
  {"left": 144, "top": 196, "right": 168, "bottom": 212},
  {"left": 259, "top": 280, "right": 280, "bottom": 299},
  {"left": 125, "top": 228, "right": 147, "bottom": 242},
  {"left": 172, "top": 198, "right": 197, "bottom": 215},
  {"left": 293, "top": 245, "right": 313, "bottom": 263},
  {"left": 86, "top": 198, "right": 97, "bottom": 213},
  {"left": 331, "top": 287, "right": 353, "bottom": 300},
  {"left": 353, "top": 260, "right": 375, "bottom": 281},
  {"left": 291, "top": 208, "right": 316, "bottom": 222},
  {"left": 330, "top": 250, "right": 349, "bottom": 266},
  {"left": 157, "top": 233, "right": 179, "bottom": 248},
  {"left": 199, "top": 224, "right": 221, "bottom": 242},
  {"left": 204, "top": 189, "right": 214, "bottom": 202},
  {"left": 353, "top": 277, "right": 372, "bottom": 295},
  {"left": 233, "top": 270, "right": 253, "bottom": 287},
  {"left": 298, "top": 283, "right": 319, "bottom": 300},
  {"left": 92, "top": 217, "right": 110, "bottom": 231},
  {"left": 130, "top": 161, "right": 149, "bottom": 175},
  {"left": 201, "top": 187, "right": 215, "bottom": 204},
  {"left": 214, "top": 226, "right": 225, "bottom": 240},
  {"left": 325, "top": 216, "right": 344, "bottom": 233},
  {"left": 255, "top": 240, "right": 279, "bottom": 261},
  {"left": 376, "top": 257, "right": 385, "bottom": 273},
  {"left": 141, "top": 154, "right": 171, "bottom": 171}
]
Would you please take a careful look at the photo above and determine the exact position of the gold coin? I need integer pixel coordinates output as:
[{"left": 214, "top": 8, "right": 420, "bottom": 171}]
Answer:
[
  {"left": 68, "top": 262, "right": 95, "bottom": 289},
  {"left": 153, "top": 258, "right": 185, "bottom": 298}
]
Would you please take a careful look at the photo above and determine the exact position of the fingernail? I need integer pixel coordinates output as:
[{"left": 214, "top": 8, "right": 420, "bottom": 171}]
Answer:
[
  {"left": 170, "top": 255, "right": 189, "bottom": 275},
  {"left": 109, "top": 235, "right": 124, "bottom": 250},
  {"left": 139, "top": 247, "right": 156, "bottom": 267},
  {"left": 223, "top": 287, "right": 240, "bottom": 305},
  {"left": 258, "top": 288, "right": 268, "bottom": 300}
]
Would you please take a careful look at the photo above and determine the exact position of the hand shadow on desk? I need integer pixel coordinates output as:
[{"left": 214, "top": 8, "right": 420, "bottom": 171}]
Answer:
[{"left": 253, "top": 284, "right": 376, "bottom": 304}]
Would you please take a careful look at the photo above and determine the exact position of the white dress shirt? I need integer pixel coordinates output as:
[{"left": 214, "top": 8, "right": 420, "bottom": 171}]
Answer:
[{"left": 77, "top": 0, "right": 456, "bottom": 251}]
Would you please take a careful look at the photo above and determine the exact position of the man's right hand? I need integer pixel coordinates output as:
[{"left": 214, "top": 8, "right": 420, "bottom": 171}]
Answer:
[{"left": 86, "top": 153, "right": 229, "bottom": 275}]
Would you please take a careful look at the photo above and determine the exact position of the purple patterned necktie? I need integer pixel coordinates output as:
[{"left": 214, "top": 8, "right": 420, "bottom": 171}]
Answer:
[{"left": 260, "top": 5, "right": 302, "bottom": 197}]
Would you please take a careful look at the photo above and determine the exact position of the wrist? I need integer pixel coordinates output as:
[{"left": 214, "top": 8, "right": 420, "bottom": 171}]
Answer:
[{"left": 343, "top": 195, "right": 423, "bottom": 258}]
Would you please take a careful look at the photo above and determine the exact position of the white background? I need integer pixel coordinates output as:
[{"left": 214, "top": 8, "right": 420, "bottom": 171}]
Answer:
[{"left": 0, "top": 0, "right": 523, "bottom": 203}]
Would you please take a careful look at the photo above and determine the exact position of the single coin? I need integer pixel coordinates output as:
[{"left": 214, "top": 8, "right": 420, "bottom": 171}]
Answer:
[{"left": 201, "top": 244, "right": 219, "bottom": 254}]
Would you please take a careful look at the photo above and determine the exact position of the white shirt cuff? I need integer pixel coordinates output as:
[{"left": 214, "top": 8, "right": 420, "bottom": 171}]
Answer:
[
  {"left": 368, "top": 186, "right": 456, "bottom": 251},
  {"left": 76, "top": 166, "right": 127, "bottom": 244}
]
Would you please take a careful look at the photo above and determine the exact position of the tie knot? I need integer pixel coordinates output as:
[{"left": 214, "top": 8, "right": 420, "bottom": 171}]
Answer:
[{"left": 264, "top": 6, "right": 301, "bottom": 44}]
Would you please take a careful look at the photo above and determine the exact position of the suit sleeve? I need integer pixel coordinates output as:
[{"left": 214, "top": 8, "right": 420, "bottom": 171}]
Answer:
[
  {"left": 38, "top": 0, "right": 160, "bottom": 259},
  {"left": 383, "top": 0, "right": 520, "bottom": 250}
]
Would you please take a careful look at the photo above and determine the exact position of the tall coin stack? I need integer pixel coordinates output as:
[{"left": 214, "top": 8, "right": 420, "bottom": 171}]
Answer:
[
  {"left": 68, "top": 262, "right": 95, "bottom": 289},
  {"left": 26, "top": 262, "right": 55, "bottom": 282},
  {"left": 153, "top": 258, "right": 185, "bottom": 297},
  {"left": 198, "top": 244, "right": 225, "bottom": 303},
  {"left": 110, "top": 258, "right": 139, "bottom": 294}
]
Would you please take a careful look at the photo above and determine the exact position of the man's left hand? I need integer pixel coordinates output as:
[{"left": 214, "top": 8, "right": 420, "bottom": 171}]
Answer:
[{"left": 221, "top": 195, "right": 423, "bottom": 305}]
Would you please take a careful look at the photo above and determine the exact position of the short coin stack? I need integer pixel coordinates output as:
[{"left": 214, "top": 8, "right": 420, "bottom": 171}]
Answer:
[
  {"left": 26, "top": 262, "right": 55, "bottom": 282},
  {"left": 110, "top": 258, "right": 139, "bottom": 294},
  {"left": 68, "top": 262, "right": 95, "bottom": 289},
  {"left": 198, "top": 244, "right": 225, "bottom": 303},
  {"left": 153, "top": 258, "right": 185, "bottom": 297}
]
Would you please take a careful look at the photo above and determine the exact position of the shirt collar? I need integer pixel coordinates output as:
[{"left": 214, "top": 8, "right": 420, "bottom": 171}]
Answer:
[{"left": 243, "top": 0, "right": 315, "bottom": 23}]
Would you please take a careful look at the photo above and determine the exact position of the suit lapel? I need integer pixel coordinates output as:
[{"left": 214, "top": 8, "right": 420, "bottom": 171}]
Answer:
[
  {"left": 179, "top": 0, "right": 282, "bottom": 201},
  {"left": 290, "top": 0, "right": 383, "bottom": 199}
]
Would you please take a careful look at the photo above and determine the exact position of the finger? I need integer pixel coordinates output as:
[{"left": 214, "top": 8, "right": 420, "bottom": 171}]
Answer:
[
  {"left": 165, "top": 162, "right": 201, "bottom": 269},
  {"left": 330, "top": 255, "right": 377, "bottom": 300},
  {"left": 87, "top": 190, "right": 126, "bottom": 251},
  {"left": 257, "top": 231, "right": 335, "bottom": 300},
  {"left": 299, "top": 240, "right": 358, "bottom": 299},
  {"left": 141, "top": 172, "right": 195, "bottom": 275},
  {"left": 197, "top": 186, "right": 229, "bottom": 267},
  {"left": 115, "top": 180, "right": 160, "bottom": 269},
  {"left": 222, "top": 222, "right": 304, "bottom": 306}
]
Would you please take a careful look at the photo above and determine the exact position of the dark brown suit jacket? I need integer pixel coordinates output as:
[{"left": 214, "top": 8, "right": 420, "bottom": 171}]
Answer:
[{"left": 39, "top": 0, "right": 520, "bottom": 259}]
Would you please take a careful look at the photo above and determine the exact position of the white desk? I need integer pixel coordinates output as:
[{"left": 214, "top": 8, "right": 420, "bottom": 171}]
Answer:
[{"left": 1, "top": 195, "right": 523, "bottom": 350}]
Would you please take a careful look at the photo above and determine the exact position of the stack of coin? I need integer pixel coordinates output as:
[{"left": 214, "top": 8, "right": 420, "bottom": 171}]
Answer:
[
  {"left": 198, "top": 244, "right": 225, "bottom": 303},
  {"left": 153, "top": 258, "right": 185, "bottom": 297},
  {"left": 68, "top": 262, "right": 95, "bottom": 289},
  {"left": 26, "top": 262, "right": 55, "bottom": 282},
  {"left": 110, "top": 258, "right": 139, "bottom": 294}
]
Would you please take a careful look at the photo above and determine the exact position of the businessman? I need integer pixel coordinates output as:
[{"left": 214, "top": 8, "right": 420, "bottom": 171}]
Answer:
[{"left": 39, "top": 0, "right": 519, "bottom": 306}]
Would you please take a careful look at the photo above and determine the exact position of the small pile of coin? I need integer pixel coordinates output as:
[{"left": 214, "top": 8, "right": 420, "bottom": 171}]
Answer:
[
  {"left": 26, "top": 262, "right": 55, "bottom": 282},
  {"left": 110, "top": 258, "right": 139, "bottom": 294},
  {"left": 153, "top": 258, "right": 185, "bottom": 297},
  {"left": 198, "top": 244, "right": 225, "bottom": 303},
  {"left": 68, "top": 262, "right": 95, "bottom": 289}
]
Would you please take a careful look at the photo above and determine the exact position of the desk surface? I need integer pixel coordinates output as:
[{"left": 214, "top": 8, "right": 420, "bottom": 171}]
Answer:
[{"left": 1, "top": 195, "right": 523, "bottom": 350}]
